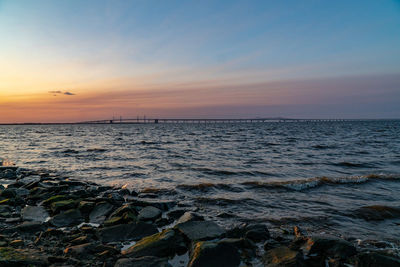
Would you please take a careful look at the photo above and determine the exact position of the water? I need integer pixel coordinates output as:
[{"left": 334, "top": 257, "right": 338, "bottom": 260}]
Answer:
[{"left": 1, "top": 121, "right": 400, "bottom": 243}]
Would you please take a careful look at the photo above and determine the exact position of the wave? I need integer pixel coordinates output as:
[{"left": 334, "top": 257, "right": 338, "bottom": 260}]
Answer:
[
  {"left": 332, "top": 161, "right": 377, "bottom": 168},
  {"left": 177, "top": 174, "right": 400, "bottom": 193},
  {"left": 86, "top": 148, "right": 107, "bottom": 152},
  {"left": 187, "top": 167, "right": 274, "bottom": 177},
  {"left": 240, "top": 174, "right": 400, "bottom": 191}
]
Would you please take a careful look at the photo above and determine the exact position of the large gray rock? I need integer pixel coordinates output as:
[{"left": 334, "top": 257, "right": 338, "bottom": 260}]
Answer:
[
  {"left": 22, "top": 206, "right": 49, "bottom": 223},
  {"left": 99, "top": 222, "right": 158, "bottom": 243},
  {"left": 122, "top": 229, "right": 186, "bottom": 258},
  {"left": 263, "top": 246, "right": 305, "bottom": 267},
  {"left": 114, "top": 256, "right": 171, "bottom": 267},
  {"left": 138, "top": 206, "right": 162, "bottom": 221},
  {"left": 50, "top": 209, "right": 84, "bottom": 227},
  {"left": 188, "top": 241, "right": 240, "bottom": 267},
  {"left": 89, "top": 202, "right": 114, "bottom": 224},
  {"left": 176, "top": 221, "right": 225, "bottom": 241},
  {"left": 245, "top": 224, "right": 270, "bottom": 242}
]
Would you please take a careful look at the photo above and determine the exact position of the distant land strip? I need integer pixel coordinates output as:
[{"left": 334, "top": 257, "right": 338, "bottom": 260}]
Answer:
[{"left": 0, "top": 118, "right": 399, "bottom": 125}]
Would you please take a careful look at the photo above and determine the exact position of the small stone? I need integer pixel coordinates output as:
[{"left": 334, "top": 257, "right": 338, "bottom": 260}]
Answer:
[
  {"left": 50, "top": 199, "right": 78, "bottom": 214},
  {"left": 302, "top": 235, "right": 357, "bottom": 260},
  {"left": 50, "top": 209, "right": 84, "bottom": 227},
  {"left": 176, "top": 212, "right": 204, "bottom": 224},
  {"left": 175, "top": 220, "right": 225, "bottom": 241},
  {"left": 138, "top": 206, "right": 162, "bottom": 221},
  {"left": 89, "top": 202, "right": 114, "bottom": 224},
  {"left": 21, "top": 205, "right": 49, "bottom": 222},
  {"left": 16, "top": 221, "right": 45, "bottom": 234},
  {"left": 9, "top": 240, "right": 24, "bottom": 247}
]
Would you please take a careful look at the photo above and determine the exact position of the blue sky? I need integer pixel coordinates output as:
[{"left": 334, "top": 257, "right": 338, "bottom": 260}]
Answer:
[{"left": 0, "top": 0, "right": 399, "bottom": 121}]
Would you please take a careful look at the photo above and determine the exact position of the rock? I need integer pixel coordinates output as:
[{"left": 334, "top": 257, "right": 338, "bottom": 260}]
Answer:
[
  {"left": 188, "top": 241, "right": 240, "bottom": 267},
  {"left": 353, "top": 205, "right": 400, "bottom": 221},
  {"left": 21, "top": 206, "right": 49, "bottom": 222},
  {"left": 104, "top": 211, "right": 136, "bottom": 226},
  {"left": 89, "top": 202, "right": 114, "bottom": 224},
  {"left": 42, "top": 195, "right": 71, "bottom": 206},
  {"left": 128, "top": 198, "right": 176, "bottom": 211},
  {"left": 0, "top": 189, "right": 16, "bottom": 198},
  {"left": 78, "top": 200, "right": 95, "bottom": 214},
  {"left": 166, "top": 209, "right": 187, "bottom": 220},
  {"left": 50, "top": 199, "right": 78, "bottom": 214},
  {"left": 0, "top": 247, "right": 47, "bottom": 266},
  {"left": 138, "top": 206, "right": 162, "bottom": 221},
  {"left": 263, "top": 246, "right": 305, "bottom": 267},
  {"left": 302, "top": 236, "right": 357, "bottom": 260},
  {"left": 245, "top": 224, "right": 270, "bottom": 242},
  {"left": 176, "top": 212, "right": 204, "bottom": 224},
  {"left": 16, "top": 221, "right": 46, "bottom": 234},
  {"left": 9, "top": 240, "right": 24, "bottom": 248},
  {"left": 114, "top": 256, "right": 172, "bottom": 267},
  {"left": 99, "top": 222, "right": 158, "bottom": 243},
  {"left": 64, "top": 243, "right": 96, "bottom": 258},
  {"left": 176, "top": 220, "right": 225, "bottom": 241},
  {"left": 356, "top": 252, "right": 400, "bottom": 267},
  {"left": 50, "top": 209, "right": 84, "bottom": 227},
  {"left": 122, "top": 229, "right": 186, "bottom": 258}
]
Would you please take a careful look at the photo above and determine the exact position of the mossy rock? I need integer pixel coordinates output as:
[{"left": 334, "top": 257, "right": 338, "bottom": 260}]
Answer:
[
  {"left": 0, "top": 199, "right": 11, "bottom": 205},
  {"left": 104, "top": 212, "right": 137, "bottom": 226},
  {"left": 78, "top": 201, "right": 95, "bottom": 214},
  {"left": 50, "top": 199, "right": 79, "bottom": 213},
  {"left": 42, "top": 195, "right": 71, "bottom": 206}
]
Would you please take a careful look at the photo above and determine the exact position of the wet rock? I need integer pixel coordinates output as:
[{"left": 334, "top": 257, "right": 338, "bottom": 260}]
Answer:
[
  {"left": 353, "top": 205, "right": 400, "bottom": 221},
  {"left": 0, "top": 247, "right": 47, "bottom": 266},
  {"left": 50, "top": 209, "right": 84, "bottom": 227},
  {"left": 245, "top": 224, "right": 270, "bottom": 242},
  {"left": 263, "top": 246, "right": 305, "bottom": 267},
  {"left": 302, "top": 235, "right": 357, "bottom": 260},
  {"left": 176, "top": 212, "right": 204, "bottom": 224},
  {"left": 122, "top": 229, "right": 186, "bottom": 258},
  {"left": 188, "top": 241, "right": 240, "bottom": 267},
  {"left": 176, "top": 220, "right": 225, "bottom": 241},
  {"left": 128, "top": 198, "right": 176, "bottom": 211},
  {"left": 104, "top": 211, "right": 137, "bottom": 226},
  {"left": 89, "top": 202, "right": 114, "bottom": 224},
  {"left": 115, "top": 256, "right": 172, "bottom": 267},
  {"left": 138, "top": 206, "right": 162, "bottom": 221},
  {"left": 21, "top": 205, "right": 49, "bottom": 222},
  {"left": 99, "top": 222, "right": 158, "bottom": 243},
  {"left": 9, "top": 240, "right": 24, "bottom": 248},
  {"left": 356, "top": 252, "right": 400, "bottom": 267},
  {"left": 0, "top": 189, "right": 17, "bottom": 199},
  {"left": 42, "top": 195, "right": 71, "bottom": 206}
]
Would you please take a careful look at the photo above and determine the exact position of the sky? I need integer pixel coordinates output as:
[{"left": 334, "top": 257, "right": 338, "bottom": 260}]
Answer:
[{"left": 0, "top": 0, "right": 399, "bottom": 122}]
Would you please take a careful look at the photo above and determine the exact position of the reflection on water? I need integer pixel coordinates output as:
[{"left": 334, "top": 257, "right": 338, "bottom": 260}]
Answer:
[{"left": 0, "top": 121, "right": 400, "bottom": 241}]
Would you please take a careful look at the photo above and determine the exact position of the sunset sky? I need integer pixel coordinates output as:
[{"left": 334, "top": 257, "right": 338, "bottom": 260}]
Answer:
[{"left": 1, "top": 0, "right": 399, "bottom": 122}]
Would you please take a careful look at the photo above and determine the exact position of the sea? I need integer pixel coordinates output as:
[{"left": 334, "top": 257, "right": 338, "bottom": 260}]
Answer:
[{"left": 1, "top": 120, "right": 399, "bottom": 245}]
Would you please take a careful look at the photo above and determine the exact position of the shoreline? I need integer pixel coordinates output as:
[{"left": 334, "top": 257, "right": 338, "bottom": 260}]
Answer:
[{"left": 0, "top": 167, "right": 399, "bottom": 266}]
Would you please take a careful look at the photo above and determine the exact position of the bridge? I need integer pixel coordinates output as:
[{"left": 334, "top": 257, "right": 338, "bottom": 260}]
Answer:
[{"left": 75, "top": 117, "right": 382, "bottom": 124}]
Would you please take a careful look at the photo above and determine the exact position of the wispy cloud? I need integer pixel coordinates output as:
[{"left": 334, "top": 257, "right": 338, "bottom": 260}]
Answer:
[{"left": 49, "top": 90, "right": 76, "bottom": 96}]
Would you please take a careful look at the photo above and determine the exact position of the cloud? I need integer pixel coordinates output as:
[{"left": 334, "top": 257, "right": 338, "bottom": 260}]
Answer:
[{"left": 48, "top": 90, "right": 76, "bottom": 96}]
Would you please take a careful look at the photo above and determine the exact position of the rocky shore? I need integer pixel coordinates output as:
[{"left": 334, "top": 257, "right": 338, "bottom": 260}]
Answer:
[{"left": 0, "top": 166, "right": 399, "bottom": 267}]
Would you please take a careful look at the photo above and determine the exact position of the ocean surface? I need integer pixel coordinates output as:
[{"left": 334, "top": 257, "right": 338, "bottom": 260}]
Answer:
[{"left": 1, "top": 121, "right": 400, "bottom": 243}]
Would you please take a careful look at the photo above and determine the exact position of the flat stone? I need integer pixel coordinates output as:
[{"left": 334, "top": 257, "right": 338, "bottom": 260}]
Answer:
[
  {"left": 22, "top": 206, "right": 49, "bottom": 222},
  {"left": 122, "top": 229, "right": 186, "bottom": 258},
  {"left": 89, "top": 202, "right": 114, "bottom": 224},
  {"left": 99, "top": 222, "right": 158, "bottom": 243},
  {"left": 138, "top": 206, "right": 162, "bottom": 221},
  {"left": 188, "top": 241, "right": 240, "bottom": 267},
  {"left": 50, "top": 209, "right": 84, "bottom": 227},
  {"left": 114, "top": 256, "right": 171, "bottom": 267},
  {"left": 16, "top": 221, "right": 46, "bottom": 234},
  {"left": 176, "top": 221, "right": 225, "bottom": 241}
]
